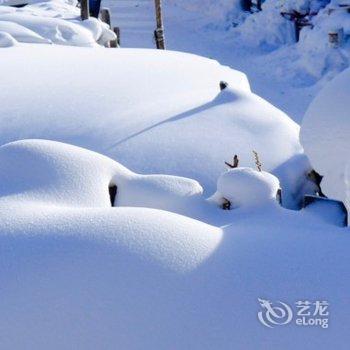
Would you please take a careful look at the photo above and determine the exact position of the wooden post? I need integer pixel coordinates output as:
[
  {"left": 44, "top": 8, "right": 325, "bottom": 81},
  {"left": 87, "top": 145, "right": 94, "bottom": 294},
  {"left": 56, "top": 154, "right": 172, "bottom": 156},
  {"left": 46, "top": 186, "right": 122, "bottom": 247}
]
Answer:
[
  {"left": 80, "top": 0, "right": 89, "bottom": 20},
  {"left": 328, "top": 29, "right": 343, "bottom": 48},
  {"left": 241, "top": 0, "right": 252, "bottom": 12},
  {"left": 257, "top": 0, "right": 262, "bottom": 11},
  {"left": 154, "top": 0, "right": 165, "bottom": 49},
  {"left": 110, "top": 27, "right": 120, "bottom": 48},
  {"left": 100, "top": 8, "right": 111, "bottom": 28}
]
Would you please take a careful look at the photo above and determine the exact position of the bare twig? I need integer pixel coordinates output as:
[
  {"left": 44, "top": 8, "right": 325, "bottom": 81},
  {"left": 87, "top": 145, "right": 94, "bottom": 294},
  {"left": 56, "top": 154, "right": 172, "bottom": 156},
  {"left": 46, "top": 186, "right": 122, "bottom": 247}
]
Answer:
[
  {"left": 253, "top": 150, "right": 262, "bottom": 172},
  {"left": 225, "top": 155, "right": 239, "bottom": 169}
]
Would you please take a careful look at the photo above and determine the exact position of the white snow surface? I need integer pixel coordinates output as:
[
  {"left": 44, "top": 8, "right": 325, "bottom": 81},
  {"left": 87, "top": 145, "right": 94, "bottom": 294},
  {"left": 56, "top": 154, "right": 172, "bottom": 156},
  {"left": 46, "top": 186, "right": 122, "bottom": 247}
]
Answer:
[
  {"left": 167, "top": 0, "right": 243, "bottom": 21},
  {"left": 231, "top": 0, "right": 350, "bottom": 83},
  {"left": 0, "top": 139, "right": 349, "bottom": 349},
  {"left": 0, "top": 30, "right": 16, "bottom": 46},
  {"left": 160, "top": 0, "right": 350, "bottom": 84},
  {"left": 0, "top": 0, "right": 115, "bottom": 46},
  {"left": 0, "top": 2, "right": 349, "bottom": 348},
  {"left": 213, "top": 168, "right": 280, "bottom": 209},
  {"left": 0, "top": 45, "right": 308, "bottom": 205},
  {"left": 301, "top": 67, "right": 350, "bottom": 219}
]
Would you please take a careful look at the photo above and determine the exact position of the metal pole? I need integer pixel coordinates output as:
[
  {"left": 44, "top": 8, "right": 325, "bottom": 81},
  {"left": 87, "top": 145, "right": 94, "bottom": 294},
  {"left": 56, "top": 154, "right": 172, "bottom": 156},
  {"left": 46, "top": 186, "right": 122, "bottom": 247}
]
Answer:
[{"left": 154, "top": 0, "right": 165, "bottom": 49}]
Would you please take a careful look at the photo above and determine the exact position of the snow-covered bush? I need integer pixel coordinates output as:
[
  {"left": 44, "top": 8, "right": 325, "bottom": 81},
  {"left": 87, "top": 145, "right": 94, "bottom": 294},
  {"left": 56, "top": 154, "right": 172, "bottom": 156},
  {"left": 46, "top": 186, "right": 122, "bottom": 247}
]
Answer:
[
  {"left": 301, "top": 67, "right": 350, "bottom": 222},
  {"left": 234, "top": 1, "right": 296, "bottom": 49},
  {"left": 211, "top": 167, "right": 280, "bottom": 209},
  {"left": 296, "top": 3, "right": 350, "bottom": 81},
  {"left": 282, "top": 0, "right": 330, "bottom": 14},
  {"left": 231, "top": 0, "right": 350, "bottom": 82}
]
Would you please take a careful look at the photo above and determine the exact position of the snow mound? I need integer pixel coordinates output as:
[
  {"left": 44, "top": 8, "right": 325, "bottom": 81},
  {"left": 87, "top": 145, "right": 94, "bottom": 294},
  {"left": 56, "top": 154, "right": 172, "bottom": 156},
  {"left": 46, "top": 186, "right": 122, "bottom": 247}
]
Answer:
[
  {"left": 0, "top": 30, "right": 16, "bottom": 46},
  {"left": 234, "top": 2, "right": 296, "bottom": 49},
  {"left": 212, "top": 167, "right": 280, "bottom": 208},
  {"left": 0, "top": 0, "right": 115, "bottom": 46},
  {"left": 0, "top": 45, "right": 309, "bottom": 205},
  {"left": 0, "top": 20, "right": 51, "bottom": 43},
  {"left": 0, "top": 138, "right": 223, "bottom": 273},
  {"left": 231, "top": 0, "right": 350, "bottom": 83},
  {"left": 0, "top": 139, "right": 205, "bottom": 215},
  {"left": 0, "top": 140, "right": 349, "bottom": 348},
  {"left": 301, "top": 67, "right": 350, "bottom": 221}
]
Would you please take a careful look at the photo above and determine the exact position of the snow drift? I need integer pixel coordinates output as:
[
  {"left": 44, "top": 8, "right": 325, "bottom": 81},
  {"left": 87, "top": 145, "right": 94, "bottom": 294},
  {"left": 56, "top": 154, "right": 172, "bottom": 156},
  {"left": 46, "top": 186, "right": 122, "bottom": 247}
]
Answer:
[
  {"left": 0, "top": 0, "right": 115, "bottom": 46},
  {"left": 0, "top": 139, "right": 349, "bottom": 349},
  {"left": 301, "top": 67, "right": 350, "bottom": 221},
  {"left": 0, "top": 44, "right": 310, "bottom": 206},
  {"left": 211, "top": 167, "right": 280, "bottom": 209},
  {"left": 167, "top": 0, "right": 243, "bottom": 22},
  {"left": 182, "top": 0, "right": 350, "bottom": 83}
]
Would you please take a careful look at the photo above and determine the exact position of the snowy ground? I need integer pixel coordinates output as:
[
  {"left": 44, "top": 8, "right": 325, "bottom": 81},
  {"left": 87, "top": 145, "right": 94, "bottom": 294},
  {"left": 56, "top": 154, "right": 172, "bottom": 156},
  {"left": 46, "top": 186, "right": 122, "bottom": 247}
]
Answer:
[
  {"left": 0, "top": 45, "right": 312, "bottom": 207},
  {"left": 0, "top": 139, "right": 349, "bottom": 349},
  {"left": 0, "top": 1, "right": 349, "bottom": 349},
  {"left": 104, "top": 0, "right": 314, "bottom": 122},
  {"left": 105, "top": 0, "right": 349, "bottom": 123}
]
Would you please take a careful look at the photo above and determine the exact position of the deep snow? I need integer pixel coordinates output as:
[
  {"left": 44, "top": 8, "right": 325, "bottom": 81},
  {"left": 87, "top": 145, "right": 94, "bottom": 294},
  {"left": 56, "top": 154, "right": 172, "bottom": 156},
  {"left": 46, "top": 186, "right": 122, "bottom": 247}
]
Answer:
[
  {"left": 0, "top": 0, "right": 115, "bottom": 46},
  {"left": 0, "top": 1, "right": 349, "bottom": 349},
  {"left": 301, "top": 67, "right": 350, "bottom": 220},
  {"left": 106, "top": 0, "right": 350, "bottom": 122},
  {"left": 0, "top": 139, "right": 349, "bottom": 350},
  {"left": 0, "top": 44, "right": 312, "bottom": 207}
]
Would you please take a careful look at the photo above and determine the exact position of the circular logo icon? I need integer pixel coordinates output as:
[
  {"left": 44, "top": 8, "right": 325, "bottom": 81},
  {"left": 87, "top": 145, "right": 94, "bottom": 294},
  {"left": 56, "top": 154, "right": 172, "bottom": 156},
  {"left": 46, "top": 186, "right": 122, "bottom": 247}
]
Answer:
[{"left": 258, "top": 298, "right": 293, "bottom": 328}]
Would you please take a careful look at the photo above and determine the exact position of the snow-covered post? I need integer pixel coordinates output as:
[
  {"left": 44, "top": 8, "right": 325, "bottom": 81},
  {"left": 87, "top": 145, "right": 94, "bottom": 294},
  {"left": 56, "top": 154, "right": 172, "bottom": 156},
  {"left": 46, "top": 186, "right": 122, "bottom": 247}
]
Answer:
[
  {"left": 80, "top": 0, "right": 89, "bottom": 20},
  {"left": 110, "top": 27, "right": 120, "bottom": 48},
  {"left": 328, "top": 29, "right": 343, "bottom": 48},
  {"left": 100, "top": 8, "right": 112, "bottom": 28},
  {"left": 154, "top": 0, "right": 166, "bottom": 49}
]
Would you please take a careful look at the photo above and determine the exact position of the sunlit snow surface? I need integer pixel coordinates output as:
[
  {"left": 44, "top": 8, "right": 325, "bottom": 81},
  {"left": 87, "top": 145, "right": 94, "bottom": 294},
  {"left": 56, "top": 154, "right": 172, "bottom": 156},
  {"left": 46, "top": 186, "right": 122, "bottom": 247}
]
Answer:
[
  {"left": 301, "top": 67, "right": 350, "bottom": 219},
  {"left": 0, "top": 1, "right": 349, "bottom": 349},
  {"left": 0, "top": 139, "right": 349, "bottom": 349}
]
